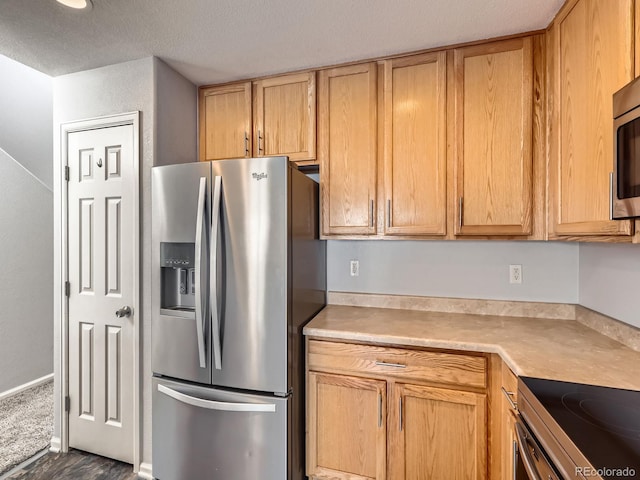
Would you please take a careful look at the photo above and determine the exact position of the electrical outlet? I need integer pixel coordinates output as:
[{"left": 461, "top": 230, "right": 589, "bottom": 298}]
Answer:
[
  {"left": 350, "top": 260, "right": 359, "bottom": 277},
  {"left": 509, "top": 264, "right": 522, "bottom": 284}
]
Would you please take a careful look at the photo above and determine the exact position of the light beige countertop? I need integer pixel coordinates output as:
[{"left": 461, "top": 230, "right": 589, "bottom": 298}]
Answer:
[{"left": 304, "top": 304, "right": 640, "bottom": 391}]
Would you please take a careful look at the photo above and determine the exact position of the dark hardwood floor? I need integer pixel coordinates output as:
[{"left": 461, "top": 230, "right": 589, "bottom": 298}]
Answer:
[{"left": 6, "top": 450, "right": 138, "bottom": 480}]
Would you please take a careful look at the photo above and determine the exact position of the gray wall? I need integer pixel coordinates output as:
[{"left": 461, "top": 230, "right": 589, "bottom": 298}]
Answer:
[
  {"left": 579, "top": 243, "right": 640, "bottom": 328},
  {"left": 328, "top": 240, "right": 579, "bottom": 303},
  {"left": 0, "top": 55, "right": 53, "bottom": 189},
  {"left": 53, "top": 56, "right": 196, "bottom": 470},
  {"left": 155, "top": 58, "right": 197, "bottom": 166},
  {"left": 0, "top": 55, "right": 53, "bottom": 394},
  {"left": 0, "top": 151, "right": 53, "bottom": 393}
]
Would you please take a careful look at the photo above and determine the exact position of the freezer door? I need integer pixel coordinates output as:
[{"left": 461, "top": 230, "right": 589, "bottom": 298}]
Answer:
[
  {"left": 152, "top": 377, "right": 288, "bottom": 480},
  {"left": 210, "top": 157, "right": 289, "bottom": 393},
  {"left": 152, "top": 162, "right": 211, "bottom": 384}
]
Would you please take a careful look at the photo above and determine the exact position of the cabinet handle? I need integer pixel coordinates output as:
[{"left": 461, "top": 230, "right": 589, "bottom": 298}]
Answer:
[
  {"left": 501, "top": 386, "right": 518, "bottom": 411},
  {"left": 375, "top": 361, "right": 406, "bottom": 369},
  {"left": 512, "top": 440, "right": 518, "bottom": 480},
  {"left": 609, "top": 171, "right": 614, "bottom": 220},
  {"left": 258, "top": 129, "right": 263, "bottom": 154},
  {"left": 458, "top": 197, "right": 464, "bottom": 228},
  {"left": 387, "top": 199, "right": 391, "bottom": 228},
  {"left": 244, "top": 132, "right": 249, "bottom": 157},
  {"left": 370, "top": 200, "right": 374, "bottom": 228},
  {"left": 399, "top": 396, "right": 403, "bottom": 431},
  {"left": 378, "top": 392, "right": 382, "bottom": 428}
]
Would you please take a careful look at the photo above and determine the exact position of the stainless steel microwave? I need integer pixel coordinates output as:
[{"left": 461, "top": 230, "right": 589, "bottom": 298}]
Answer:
[{"left": 612, "top": 76, "right": 640, "bottom": 219}]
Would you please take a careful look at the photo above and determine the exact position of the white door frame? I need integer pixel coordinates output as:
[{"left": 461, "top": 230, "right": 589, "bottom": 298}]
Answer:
[{"left": 57, "top": 112, "right": 141, "bottom": 470}]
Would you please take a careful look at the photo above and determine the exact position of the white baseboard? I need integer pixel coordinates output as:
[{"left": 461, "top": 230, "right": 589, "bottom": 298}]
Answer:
[
  {"left": 49, "top": 436, "right": 61, "bottom": 453},
  {"left": 138, "top": 462, "right": 153, "bottom": 479},
  {"left": 0, "top": 373, "right": 54, "bottom": 401}
]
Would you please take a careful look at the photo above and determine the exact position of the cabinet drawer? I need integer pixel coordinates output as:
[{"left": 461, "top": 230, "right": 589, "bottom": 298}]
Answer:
[{"left": 308, "top": 340, "right": 486, "bottom": 389}]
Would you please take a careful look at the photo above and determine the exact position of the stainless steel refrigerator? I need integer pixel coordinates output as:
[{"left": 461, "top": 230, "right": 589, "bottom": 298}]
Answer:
[{"left": 151, "top": 156, "right": 326, "bottom": 479}]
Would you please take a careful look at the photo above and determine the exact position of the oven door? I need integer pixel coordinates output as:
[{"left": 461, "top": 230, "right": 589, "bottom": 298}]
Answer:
[{"left": 515, "top": 417, "right": 562, "bottom": 480}]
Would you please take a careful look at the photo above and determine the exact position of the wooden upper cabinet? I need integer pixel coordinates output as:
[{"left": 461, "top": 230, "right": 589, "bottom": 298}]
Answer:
[
  {"left": 453, "top": 38, "right": 534, "bottom": 236},
  {"left": 253, "top": 72, "right": 316, "bottom": 164},
  {"left": 319, "top": 63, "right": 378, "bottom": 236},
  {"left": 199, "top": 82, "right": 252, "bottom": 161},
  {"left": 388, "top": 383, "right": 487, "bottom": 480},
  {"left": 550, "top": 0, "right": 634, "bottom": 237},
  {"left": 382, "top": 52, "right": 447, "bottom": 236},
  {"left": 307, "top": 372, "right": 387, "bottom": 480}
]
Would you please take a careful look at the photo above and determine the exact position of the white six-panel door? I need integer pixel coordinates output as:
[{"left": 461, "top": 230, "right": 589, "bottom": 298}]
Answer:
[{"left": 67, "top": 124, "right": 135, "bottom": 464}]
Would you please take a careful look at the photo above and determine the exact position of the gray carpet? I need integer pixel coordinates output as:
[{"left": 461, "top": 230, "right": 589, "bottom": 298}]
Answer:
[{"left": 0, "top": 381, "right": 53, "bottom": 476}]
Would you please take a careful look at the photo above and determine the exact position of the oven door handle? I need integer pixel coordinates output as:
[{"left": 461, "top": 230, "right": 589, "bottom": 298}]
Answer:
[{"left": 515, "top": 421, "right": 542, "bottom": 480}]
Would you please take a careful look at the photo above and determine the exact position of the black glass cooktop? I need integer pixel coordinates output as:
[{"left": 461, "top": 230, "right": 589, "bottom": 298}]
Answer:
[{"left": 521, "top": 377, "right": 640, "bottom": 479}]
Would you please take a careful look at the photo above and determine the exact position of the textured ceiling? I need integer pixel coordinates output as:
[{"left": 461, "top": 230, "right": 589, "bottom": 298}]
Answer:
[{"left": 0, "top": 0, "right": 564, "bottom": 86}]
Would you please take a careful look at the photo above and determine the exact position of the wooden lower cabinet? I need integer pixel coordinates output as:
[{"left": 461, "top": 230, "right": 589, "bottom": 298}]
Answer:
[
  {"left": 307, "top": 341, "right": 489, "bottom": 480},
  {"left": 497, "top": 362, "right": 519, "bottom": 480},
  {"left": 388, "top": 383, "right": 487, "bottom": 480},
  {"left": 500, "top": 408, "right": 518, "bottom": 480},
  {"left": 307, "top": 372, "right": 387, "bottom": 480}
]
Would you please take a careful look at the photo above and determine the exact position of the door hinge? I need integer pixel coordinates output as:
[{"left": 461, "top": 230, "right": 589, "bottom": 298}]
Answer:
[
  {"left": 65, "top": 281, "right": 70, "bottom": 297},
  {"left": 64, "top": 166, "right": 70, "bottom": 181},
  {"left": 64, "top": 396, "right": 70, "bottom": 412}
]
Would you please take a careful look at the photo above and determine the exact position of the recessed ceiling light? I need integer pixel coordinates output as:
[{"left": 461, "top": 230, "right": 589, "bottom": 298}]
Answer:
[{"left": 56, "top": 0, "right": 92, "bottom": 10}]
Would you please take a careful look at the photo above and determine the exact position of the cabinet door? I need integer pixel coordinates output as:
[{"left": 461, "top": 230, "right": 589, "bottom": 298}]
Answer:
[
  {"left": 319, "top": 63, "right": 378, "bottom": 236},
  {"left": 199, "top": 82, "right": 252, "bottom": 161},
  {"left": 453, "top": 38, "right": 533, "bottom": 236},
  {"left": 382, "top": 52, "right": 447, "bottom": 235},
  {"left": 388, "top": 383, "right": 487, "bottom": 480},
  {"left": 501, "top": 410, "right": 518, "bottom": 480},
  {"left": 500, "top": 364, "right": 519, "bottom": 480},
  {"left": 253, "top": 72, "right": 316, "bottom": 164},
  {"left": 550, "top": 0, "right": 634, "bottom": 237},
  {"left": 307, "top": 372, "right": 386, "bottom": 480}
]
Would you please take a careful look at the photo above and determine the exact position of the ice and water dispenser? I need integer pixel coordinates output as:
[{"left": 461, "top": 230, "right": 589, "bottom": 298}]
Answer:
[{"left": 160, "top": 242, "right": 196, "bottom": 317}]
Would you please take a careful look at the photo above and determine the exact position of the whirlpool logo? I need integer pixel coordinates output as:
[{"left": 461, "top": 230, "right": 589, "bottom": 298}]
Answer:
[{"left": 252, "top": 172, "right": 268, "bottom": 181}]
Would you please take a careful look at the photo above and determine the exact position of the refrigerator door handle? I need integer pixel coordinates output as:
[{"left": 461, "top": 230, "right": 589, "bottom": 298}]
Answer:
[
  {"left": 194, "top": 177, "right": 207, "bottom": 369},
  {"left": 157, "top": 384, "right": 276, "bottom": 412},
  {"left": 210, "top": 175, "right": 223, "bottom": 370}
]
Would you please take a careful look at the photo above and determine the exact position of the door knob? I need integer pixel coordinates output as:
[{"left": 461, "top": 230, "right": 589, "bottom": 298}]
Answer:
[{"left": 115, "top": 306, "right": 132, "bottom": 318}]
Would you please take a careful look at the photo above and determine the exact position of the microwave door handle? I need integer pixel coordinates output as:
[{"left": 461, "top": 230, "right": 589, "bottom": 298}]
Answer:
[
  {"left": 194, "top": 177, "right": 207, "bottom": 369},
  {"left": 515, "top": 421, "right": 542, "bottom": 480},
  {"left": 210, "top": 175, "right": 222, "bottom": 370},
  {"left": 158, "top": 384, "right": 275, "bottom": 412},
  {"left": 610, "top": 171, "right": 614, "bottom": 220}
]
